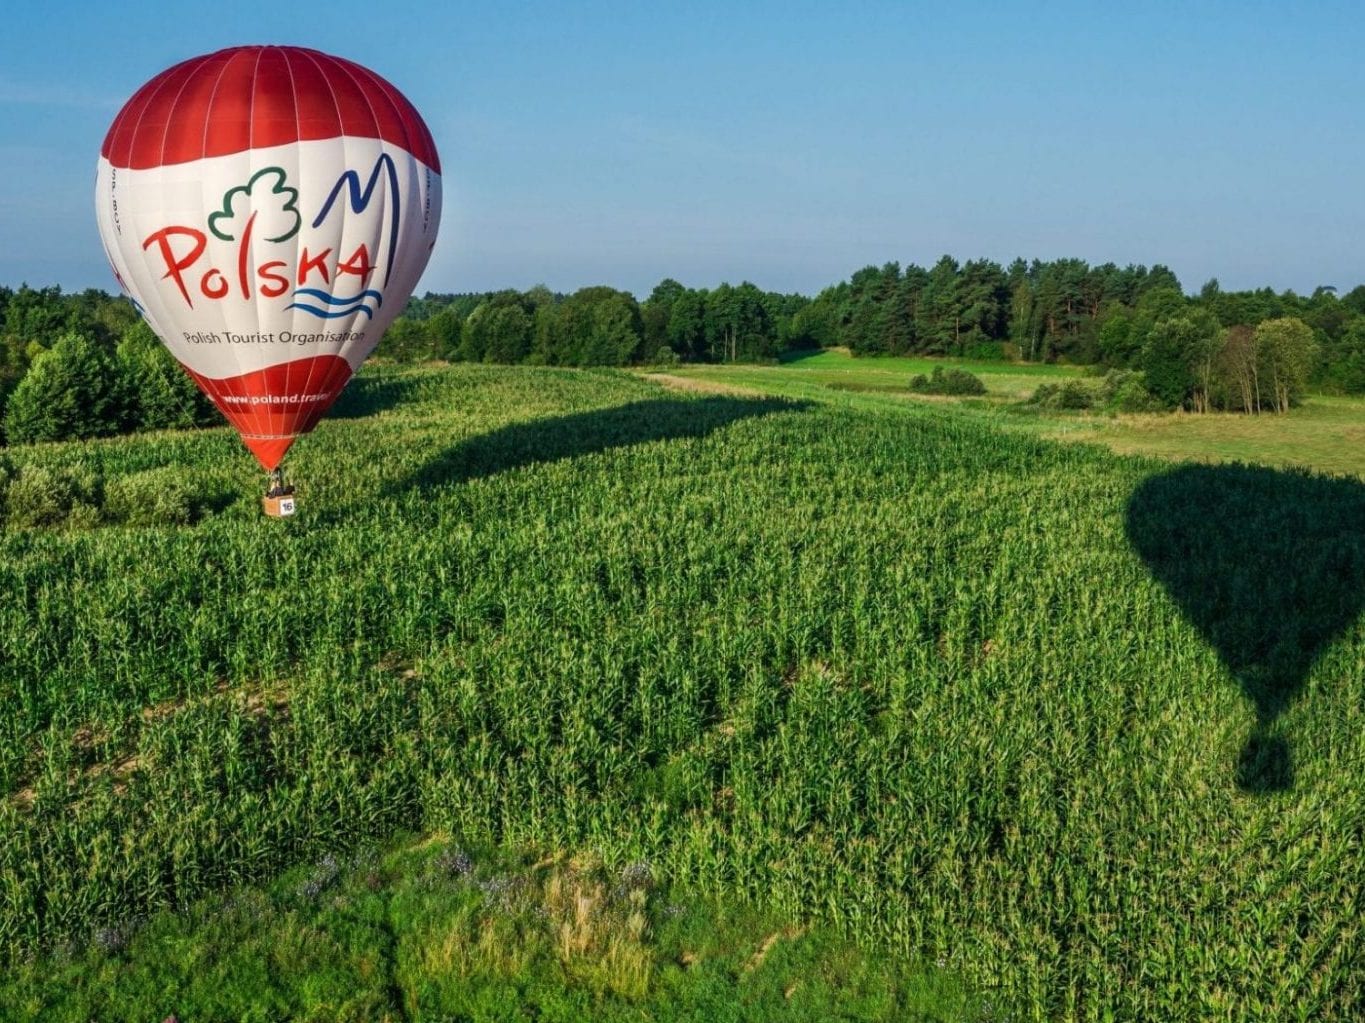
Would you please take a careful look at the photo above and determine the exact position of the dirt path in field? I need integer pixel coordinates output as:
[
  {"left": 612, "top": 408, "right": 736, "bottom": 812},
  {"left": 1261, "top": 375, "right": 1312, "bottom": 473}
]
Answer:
[
  {"left": 639, "top": 373, "right": 766, "bottom": 398},
  {"left": 8, "top": 677, "right": 295, "bottom": 812}
]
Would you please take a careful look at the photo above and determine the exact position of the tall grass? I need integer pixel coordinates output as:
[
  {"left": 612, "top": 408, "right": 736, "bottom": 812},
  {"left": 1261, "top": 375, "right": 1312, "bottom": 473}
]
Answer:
[
  {"left": 2, "top": 834, "right": 981, "bottom": 1022},
  {"left": 2, "top": 363, "right": 1363, "bottom": 1020}
]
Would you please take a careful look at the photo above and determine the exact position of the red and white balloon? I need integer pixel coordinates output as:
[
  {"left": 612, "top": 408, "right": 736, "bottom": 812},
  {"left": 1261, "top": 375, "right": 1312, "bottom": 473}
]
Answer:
[{"left": 95, "top": 45, "right": 442, "bottom": 470}]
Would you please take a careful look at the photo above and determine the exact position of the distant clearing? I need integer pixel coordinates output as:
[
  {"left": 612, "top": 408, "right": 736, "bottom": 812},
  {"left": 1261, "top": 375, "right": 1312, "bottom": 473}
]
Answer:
[{"left": 669, "top": 348, "right": 1365, "bottom": 477}]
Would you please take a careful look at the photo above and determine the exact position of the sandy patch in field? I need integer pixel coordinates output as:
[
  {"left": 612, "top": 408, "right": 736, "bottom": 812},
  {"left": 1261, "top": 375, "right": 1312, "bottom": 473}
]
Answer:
[{"left": 640, "top": 373, "right": 765, "bottom": 398}]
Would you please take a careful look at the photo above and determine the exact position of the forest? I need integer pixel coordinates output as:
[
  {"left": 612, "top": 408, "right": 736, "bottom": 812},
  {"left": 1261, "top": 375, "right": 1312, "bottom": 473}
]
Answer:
[{"left": 2, "top": 256, "right": 1362, "bottom": 444}]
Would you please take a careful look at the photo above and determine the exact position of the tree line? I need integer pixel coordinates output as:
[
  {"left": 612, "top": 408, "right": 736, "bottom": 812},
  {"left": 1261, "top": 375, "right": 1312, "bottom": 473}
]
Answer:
[
  {"left": 381, "top": 281, "right": 810, "bottom": 366},
  {"left": 0, "top": 286, "right": 214, "bottom": 444},
  {"left": 375, "top": 260, "right": 1361, "bottom": 410},
  {"left": 793, "top": 258, "right": 1354, "bottom": 410},
  {"left": 3, "top": 258, "right": 1364, "bottom": 444}
]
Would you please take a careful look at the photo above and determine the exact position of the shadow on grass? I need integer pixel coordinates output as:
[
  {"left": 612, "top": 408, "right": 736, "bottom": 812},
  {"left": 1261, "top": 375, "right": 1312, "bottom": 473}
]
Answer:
[
  {"left": 1125, "top": 463, "right": 1365, "bottom": 792},
  {"left": 404, "top": 396, "right": 806, "bottom": 491},
  {"left": 327, "top": 372, "right": 429, "bottom": 420},
  {"left": 777, "top": 347, "right": 826, "bottom": 365}
]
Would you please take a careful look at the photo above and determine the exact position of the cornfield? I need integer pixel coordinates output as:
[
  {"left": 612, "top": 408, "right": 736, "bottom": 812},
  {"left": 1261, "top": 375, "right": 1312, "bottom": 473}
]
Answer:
[{"left": 2, "top": 363, "right": 1362, "bottom": 1021}]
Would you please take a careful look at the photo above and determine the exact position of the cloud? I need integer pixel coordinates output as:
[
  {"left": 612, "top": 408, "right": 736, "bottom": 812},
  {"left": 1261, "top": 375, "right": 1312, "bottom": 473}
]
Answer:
[{"left": 208, "top": 167, "right": 300, "bottom": 244}]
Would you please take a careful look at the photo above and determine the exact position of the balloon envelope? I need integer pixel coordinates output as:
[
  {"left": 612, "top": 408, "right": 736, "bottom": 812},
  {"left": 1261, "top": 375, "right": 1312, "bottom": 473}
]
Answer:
[{"left": 95, "top": 45, "right": 442, "bottom": 470}]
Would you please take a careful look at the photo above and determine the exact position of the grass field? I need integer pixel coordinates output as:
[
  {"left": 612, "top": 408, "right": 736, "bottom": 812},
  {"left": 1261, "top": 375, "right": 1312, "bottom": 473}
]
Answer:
[
  {"left": 660, "top": 349, "right": 1080, "bottom": 405},
  {"left": 2, "top": 362, "right": 1364, "bottom": 1020},
  {"left": 1037, "top": 395, "right": 1365, "bottom": 478},
  {"left": 3, "top": 833, "right": 978, "bottom": 1022},
  {"left": 664, "top": 349, "right": 1365, "bottom": 478}
]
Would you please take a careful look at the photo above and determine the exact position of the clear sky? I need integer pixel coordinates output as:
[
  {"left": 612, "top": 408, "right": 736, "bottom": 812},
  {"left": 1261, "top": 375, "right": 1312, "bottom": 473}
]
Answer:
[{"left": 3, "top": 1, "right": 1362, "bottom": 298}]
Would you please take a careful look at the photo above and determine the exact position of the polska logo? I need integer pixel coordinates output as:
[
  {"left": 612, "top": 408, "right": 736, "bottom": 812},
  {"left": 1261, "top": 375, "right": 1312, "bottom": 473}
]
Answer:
[{"left": 140, "top": 156, "right": 401, "bottom": 320}]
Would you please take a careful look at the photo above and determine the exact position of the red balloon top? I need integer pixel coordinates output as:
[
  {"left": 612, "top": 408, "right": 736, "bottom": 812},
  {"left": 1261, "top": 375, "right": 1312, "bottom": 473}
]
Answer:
[{"left": 100, "top": 45, "right": 440, "bottom": 173}]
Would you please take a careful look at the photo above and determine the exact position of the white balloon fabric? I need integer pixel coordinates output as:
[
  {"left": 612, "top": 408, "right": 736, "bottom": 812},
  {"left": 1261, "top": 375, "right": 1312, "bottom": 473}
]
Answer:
[{"left": 95, "top": 46, "right": 442, "bottom": 470}]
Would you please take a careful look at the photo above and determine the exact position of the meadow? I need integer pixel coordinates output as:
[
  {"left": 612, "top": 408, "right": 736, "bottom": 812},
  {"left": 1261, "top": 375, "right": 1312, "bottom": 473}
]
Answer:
[
  {"left": 661, "top": 349, "right": 1082, "bottom": 404},
  {"left": 4, "top": 832, "right": 979, "bottom": 1022},
  {"left": 2, "top": 362, "right": 1364, "bottom": 1020},
  {"left": 668, "top": 348, "right": 1365, "bottom": 478}
]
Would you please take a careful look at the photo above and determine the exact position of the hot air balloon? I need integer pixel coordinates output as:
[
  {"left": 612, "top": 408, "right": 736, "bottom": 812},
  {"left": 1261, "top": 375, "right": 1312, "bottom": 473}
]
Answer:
[{"left": 95, "top": 45, "right": 442, "bottom": 515}]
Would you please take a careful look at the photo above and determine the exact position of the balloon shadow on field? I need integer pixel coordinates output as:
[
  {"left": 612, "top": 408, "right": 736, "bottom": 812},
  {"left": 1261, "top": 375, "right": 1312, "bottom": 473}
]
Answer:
[
  {"left": 328, "top": 372, "right": 429, "bottom": 420},
  {"left": 403, "top": 395, "right": 807, "bottom": 491},
  {"left": 1125, "top": 463, "right": 1365, "bottom": 793}
]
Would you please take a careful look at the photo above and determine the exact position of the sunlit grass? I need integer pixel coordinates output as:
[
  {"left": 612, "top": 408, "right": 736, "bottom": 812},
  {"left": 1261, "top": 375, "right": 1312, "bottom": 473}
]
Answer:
[
  {"left": 1036, "top": 394, "right": 1365, "bottom": 477},
  {"left": 676, "top": 348, "right": 1081, "bottom": 402},
  {"left": 662, "top": 349, "right": 1365, "bottom": 477},
  {"left": 0, "top": 834, "right": 981, "bottom": 1022}
]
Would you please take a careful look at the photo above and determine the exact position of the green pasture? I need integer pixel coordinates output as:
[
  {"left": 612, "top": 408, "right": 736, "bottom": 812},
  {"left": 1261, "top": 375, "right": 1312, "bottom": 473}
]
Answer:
[
  {"left": 682, "top": 348, "right": 1081, "bottom": 403},
  {"left": 2, "top": 833, "right": 976, "bottom": 1023},
  {"left": 661, "top": 348, "right": 1365, "bottom": 478}
]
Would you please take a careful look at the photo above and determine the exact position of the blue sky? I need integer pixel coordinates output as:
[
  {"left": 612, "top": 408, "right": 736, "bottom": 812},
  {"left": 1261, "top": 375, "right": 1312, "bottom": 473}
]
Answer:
[{"left": 3, "top": 1, "right": 1363, "bottom": 297}]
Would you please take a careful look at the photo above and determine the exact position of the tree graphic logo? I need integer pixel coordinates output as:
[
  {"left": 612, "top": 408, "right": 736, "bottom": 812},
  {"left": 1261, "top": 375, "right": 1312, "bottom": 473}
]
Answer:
[{"left": 208, "top": 167, "right": 301, "bottom": 243}]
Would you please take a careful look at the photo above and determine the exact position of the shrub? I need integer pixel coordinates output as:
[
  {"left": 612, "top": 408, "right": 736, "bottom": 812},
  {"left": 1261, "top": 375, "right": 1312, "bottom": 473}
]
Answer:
[
  {"left": 1053, "top": 381, "right": 1096, "bottom": 409},
  {"left": 103, "top": 467, "right": 205, "bottom": 526},
  {"left": 65, "top": 501, "right": 103, "bottom": 530},
  {"left": 3, "top": 460, "right": 230, "bottom": 529},
  {"left": 1028, "top": 380, "right": 1097, "bottom": 410},
  {"left": 908, "top": 366, "right": 987, "bottom": 396},
  {"left": 649, "top": 347, "right": 681, "bottom": 369},
  {"left": 1101, "top": 370, "right": 1163, "bottom": 413},
  {"left": 1027, "top": 371, "right": 1162, "bottom": 414},
  {"left": 962, "top": 341, "right": 1007, "bottom": 362},
  {"left": 3, "top": 463, "right": 102, "bottom": 527},
  {"left": 6, "top": 467, "right": 73, "bottom": 527},
  {"left": 4, "top": 333, "right": 129, "bottom": 444}
]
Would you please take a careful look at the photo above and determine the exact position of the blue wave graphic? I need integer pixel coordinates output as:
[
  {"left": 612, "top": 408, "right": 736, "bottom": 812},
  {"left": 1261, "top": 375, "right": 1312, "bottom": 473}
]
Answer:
[
  {"left": 286, "top": 288, "right": 383, "bottom": 320},
  {"left": 286, "top": 303, "right": 374, "bottom": 320},
  {"left": 292, "top": 288, "right": 384, "bottom": 307}
]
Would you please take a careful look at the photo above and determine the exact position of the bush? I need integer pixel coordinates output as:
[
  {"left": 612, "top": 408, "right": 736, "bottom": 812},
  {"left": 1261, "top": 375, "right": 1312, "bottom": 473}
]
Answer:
[
  {"left": 961, "top": 341, "right": 1007, "bottom": 362},
  {"left": 908, "top": 366, "right": 987, "bottom": 396},
  {"left": 3, "top": 463, "right": 102, "bottom": 527},
  {"left": 2, "top": 461, "right": 231, "bottom": 529},
  {"left": 1051, "top": 381, "right": 1096, "bottom": 409},
  {"left": 4, "top": 333, "right": 128, "bottom": 444},
  {"left": 1024, "top": 371, "right": 1163, "bottom": 414},
  {"left": 1028, "top": 380, "right": 1096, "bottom": 410},
  {"left": 103, "top": 467, "right": 209, "bottom": 526},
  {"left": 1100, "top": 370, "right": 1163, "bottom": 413}
]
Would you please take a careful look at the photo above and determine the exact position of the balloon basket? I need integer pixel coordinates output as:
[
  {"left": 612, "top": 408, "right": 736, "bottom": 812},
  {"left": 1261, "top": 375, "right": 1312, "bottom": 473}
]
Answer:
[
  {"left": 262, "top": 492, "right": 296, "bottom": 517},
  {"left": 262, "top": 470, "right": 296, "bottom": 518}
]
